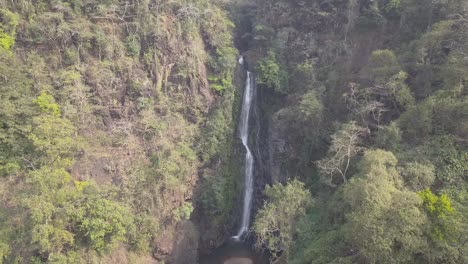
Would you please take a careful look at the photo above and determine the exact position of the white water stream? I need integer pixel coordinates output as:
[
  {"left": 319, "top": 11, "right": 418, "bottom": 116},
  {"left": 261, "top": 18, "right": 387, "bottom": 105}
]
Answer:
[{"left": 233, "top": 57, "right": 255, "bottom": 239}]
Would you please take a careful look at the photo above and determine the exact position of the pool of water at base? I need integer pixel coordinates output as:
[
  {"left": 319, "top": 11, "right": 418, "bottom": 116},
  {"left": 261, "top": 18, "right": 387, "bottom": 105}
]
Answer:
[{"left": 199, "top": 239, "right": 269, "bottom": 264}]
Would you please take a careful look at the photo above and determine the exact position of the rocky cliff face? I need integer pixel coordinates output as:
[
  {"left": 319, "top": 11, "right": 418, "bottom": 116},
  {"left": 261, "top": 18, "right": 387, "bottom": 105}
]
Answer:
[
  {"left": 248, "top": 0, "right": 399, "bottom": 184},
  {"left": 0, "top": 0, "right": 239, "bottom": 262}
]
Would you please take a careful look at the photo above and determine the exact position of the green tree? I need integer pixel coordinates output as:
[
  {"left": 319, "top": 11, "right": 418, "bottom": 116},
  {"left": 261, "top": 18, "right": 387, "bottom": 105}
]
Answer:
[
  {"left": 298, "top": 91, "right": 323, "bottom": 123},
  {"left": 71, "top": 195, "right": 132, "bottom": 253},
  {"left": 0, "top": 51, "right": 34, "bottom": 176},
  {"left": 253, "top": 179, "right": 312, "bottom": 258},
  {"left": 343, "top": 150, "right": 428, "bottom": 263},
  {"left": 398, "top": 99, "right": 434, "bottom": 142}
]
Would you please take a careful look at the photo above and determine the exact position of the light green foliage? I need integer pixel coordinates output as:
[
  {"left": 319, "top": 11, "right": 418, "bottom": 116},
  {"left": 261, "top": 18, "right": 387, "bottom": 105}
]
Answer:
[
  {"left": 254, "top": 179, "right": 311, "bottom": 256},
  {"left": 418, "top": 189, "right": 455, "bottom": 241},
  {"left": 419, "top": 189, "right": 453, "bottom": 219},
  {"left": 0, "top": 0, "right": 239, "bottom": 262},
  {"left": 28, "top": 112, "right": 78, "bottom": 167},
  {"left": 24, "top": 168, "right": 77, "bottom": 255},
  {"left": 0, "top": 9, "right": 19, "bottom": 51},
  {"left": 257, "top": 50, "right": 288, "bottom": 93},
  {"left": 0, "top": 30, "right": 14, "bottom": 50},
  {"left": 34, "top": 92, "right": 61, "bottom": 117}
]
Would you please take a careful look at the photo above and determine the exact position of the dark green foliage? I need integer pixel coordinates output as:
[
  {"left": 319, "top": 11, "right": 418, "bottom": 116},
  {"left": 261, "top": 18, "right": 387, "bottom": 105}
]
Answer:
[
  {"left": 399, "top": 99, "right": 433, "bottom": 142},
  {"left": 0, "top": 52, "right": 34, "bottom": 176},
  {"left": 374, "top": 122, "right": 402, "bottom": 150},
  {"left": 400, "top": 162, "right": 435, "bottom": 191},
  {"left": 355, "top": 2, "right": 385, "bottom": 31}
]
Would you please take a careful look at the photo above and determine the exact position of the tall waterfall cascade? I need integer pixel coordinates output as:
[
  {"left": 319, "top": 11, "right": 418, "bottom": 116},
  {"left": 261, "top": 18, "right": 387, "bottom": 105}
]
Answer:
[{"left": 233, "top": 57, "right": 255, "bottom": 240}]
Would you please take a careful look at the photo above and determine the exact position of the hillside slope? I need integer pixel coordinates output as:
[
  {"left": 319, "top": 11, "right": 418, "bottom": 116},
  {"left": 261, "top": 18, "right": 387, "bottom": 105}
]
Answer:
[{"left": 0, "top": 0, "right": 240, "bottom": 262}]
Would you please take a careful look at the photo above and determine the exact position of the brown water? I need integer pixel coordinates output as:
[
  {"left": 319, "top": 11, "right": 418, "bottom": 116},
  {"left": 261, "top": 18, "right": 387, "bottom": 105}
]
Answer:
[{"left": 199, "top": 239, "right": 269, "bottom": 264}]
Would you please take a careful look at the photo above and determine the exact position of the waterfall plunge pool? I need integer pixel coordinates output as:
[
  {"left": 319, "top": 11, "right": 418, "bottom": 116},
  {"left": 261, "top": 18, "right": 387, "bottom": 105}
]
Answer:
[{"left": 199, "top": 239, "right": 269, "bottom": 264}]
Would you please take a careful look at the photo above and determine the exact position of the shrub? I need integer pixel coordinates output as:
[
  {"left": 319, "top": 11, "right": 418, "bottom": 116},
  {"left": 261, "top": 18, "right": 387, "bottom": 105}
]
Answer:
[
  {"left": 0, "top": 30, "right": 14, "bottom": 51},
  {"left": 256, "top": 50, "right": 288, "bottom": 93}
]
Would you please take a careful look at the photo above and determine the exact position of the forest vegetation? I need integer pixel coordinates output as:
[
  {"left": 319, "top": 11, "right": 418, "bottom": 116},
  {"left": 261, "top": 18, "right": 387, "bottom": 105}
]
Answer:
[{"left": 0, "top": 0, "right": 467, "bottom": 263}]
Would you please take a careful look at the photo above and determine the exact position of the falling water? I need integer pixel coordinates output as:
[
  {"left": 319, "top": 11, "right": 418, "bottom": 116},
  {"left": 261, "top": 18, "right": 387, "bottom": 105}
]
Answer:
[{"left": 233, "top": 57, "right": 255, "bottom": 240}]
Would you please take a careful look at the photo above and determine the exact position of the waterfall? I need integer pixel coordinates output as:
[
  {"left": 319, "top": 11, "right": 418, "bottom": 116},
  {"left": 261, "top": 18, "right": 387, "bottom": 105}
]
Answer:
[{"left": 233, "top": 58, "right": 255, "bottom": 240}]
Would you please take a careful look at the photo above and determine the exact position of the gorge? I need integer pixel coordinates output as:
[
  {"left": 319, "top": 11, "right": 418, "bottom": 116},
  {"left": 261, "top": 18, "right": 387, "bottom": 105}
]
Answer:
[{"left": 0, "top": 0, "right": 466, "bottom": 263}]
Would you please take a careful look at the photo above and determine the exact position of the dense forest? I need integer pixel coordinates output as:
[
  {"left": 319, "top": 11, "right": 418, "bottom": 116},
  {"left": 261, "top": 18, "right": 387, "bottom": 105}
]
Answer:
[{"left": 0, "top": 0, "right": 466, "bottom": 263}]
